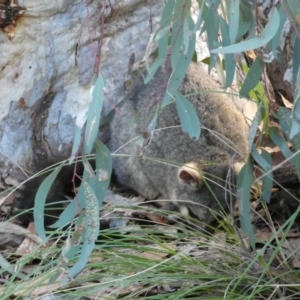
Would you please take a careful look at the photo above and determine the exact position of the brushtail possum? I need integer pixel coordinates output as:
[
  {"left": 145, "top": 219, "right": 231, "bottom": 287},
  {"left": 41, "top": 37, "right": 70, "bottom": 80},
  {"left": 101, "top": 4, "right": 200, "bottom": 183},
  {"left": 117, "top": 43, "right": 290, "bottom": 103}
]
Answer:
[
  {"left": 13, "top": 62, "right": 248, "bottom": 229},
  {"left": 108, "top": 62, "right": 249, "bottom": 227}
]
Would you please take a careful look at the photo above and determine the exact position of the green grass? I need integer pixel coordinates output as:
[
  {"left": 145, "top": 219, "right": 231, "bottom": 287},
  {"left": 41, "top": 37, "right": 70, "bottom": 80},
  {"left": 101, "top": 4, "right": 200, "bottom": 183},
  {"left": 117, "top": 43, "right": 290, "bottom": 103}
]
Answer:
[{"left": 1, "top": 205, "right": 300, "bottom": 300}]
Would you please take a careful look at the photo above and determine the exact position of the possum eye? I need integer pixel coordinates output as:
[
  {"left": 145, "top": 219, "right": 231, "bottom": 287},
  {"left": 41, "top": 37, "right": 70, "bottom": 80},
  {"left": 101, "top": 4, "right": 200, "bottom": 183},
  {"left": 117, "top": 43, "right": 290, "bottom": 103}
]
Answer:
[{"left": 178, "top": 163, "right": 203, "bottom": 189}]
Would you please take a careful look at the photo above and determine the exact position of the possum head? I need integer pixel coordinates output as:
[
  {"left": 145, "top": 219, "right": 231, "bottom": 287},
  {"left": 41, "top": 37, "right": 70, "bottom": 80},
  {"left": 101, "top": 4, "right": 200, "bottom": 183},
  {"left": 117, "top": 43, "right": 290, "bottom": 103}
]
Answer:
[{"left": 169, "top": 160, "right": 238, "bottom": 227}]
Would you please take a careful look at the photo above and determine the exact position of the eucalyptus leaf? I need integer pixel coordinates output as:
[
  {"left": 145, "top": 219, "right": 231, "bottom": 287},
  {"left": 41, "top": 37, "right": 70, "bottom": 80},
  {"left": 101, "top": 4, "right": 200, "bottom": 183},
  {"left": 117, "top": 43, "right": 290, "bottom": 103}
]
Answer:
[
  {"left": 278, "top": 106, "right": 300, "bottom": 181},
  {"left": 199, "top": 1, "right": 210, "bottom": 36},
  {"left": 278, "top": 107, "right": 300, "bottom": 147},
  {"left": 169, "top": 25, "right": 196, "bottom": 91},
  {"left": 240, "top": 56, "right": 264, "bottom": 98},
  {"left": 260, "top": 149, "right": 273, "bottom": 203},
  {"left": 84, "top": 74, "right": 104, "bottom": 154},
  {"left": 62, "top": 182, "right": 99, "bottom": 283},
  {"left": 192, "top": 0, "right": 204, "bottom": 34},
  {"left": 145, "top": 59, "right": 165, "bottom": 84},
  {"left": 183, "top": 17, "right": 190, "bottom": 55},
  {"left": 281, "top": 1, "right": 300, "bottom": 35},
  {"left": 161, "top": 91, "right": 173, "bottom": 107},
  {"left": 268, "top": 6, "right": 286, "bottom": 58},
  {"left": 174, "top": 91, "right": 200, "bottom": 140},
  {"left": 160, "top": 0, "right": 175, "bottom": 25},
  {"left": 70, "top": 125, "right": 83, "bottom": 165},
  {"left": 290, "top": 69, "right": 300, "bottom": 140},
  {"left": 248, "top": 106, "right": 260, "bottom": 149},
  {"left": 157, "top": 25, "right": 170, "bottom": 61},
  {"left": 203, "top": 2, "right": 220, "bottom": 68},
  {"left": 220, "top": 17, "right": 235, "bottom": 88},
  {"left": 228, "top": 0, "right": 239, "bottom": 44},
  {"left": 250, "top": 144, "right": 273, "bottom": 204},
  {"left": 157, "top": 0, "right": 175, "bottom": 60},
  {"left": 94, "top": 141, "right": 112, "bottom": 201},
  {"left": 237, "top": 156, "right": 255, "bottom": 250},
  {"left": 50, "top": 199, "right": 79, "bottom": 229},
  {"left": 34, "top": 164, "right": 63, "bottom": 241},
  {"left": 58, "top": 213, "right": 85, "bottom": 283},
  {"left": 269, "top": 127, "right": 295, "bottom": 165},
  {"left": 293, "top": 37, "right": 300, "bottom": 85},
  {"left": 251, "top": 145, "right": 271, "bottom": 172},
  {"left": 237, "top": 1, "right": 253, "bottom": 41},
  {"left": 171, "top": 19, "right": 184, "bottom": 69},
  {"left": 211, "top": 8, "right": 280, "bottom": 54}
]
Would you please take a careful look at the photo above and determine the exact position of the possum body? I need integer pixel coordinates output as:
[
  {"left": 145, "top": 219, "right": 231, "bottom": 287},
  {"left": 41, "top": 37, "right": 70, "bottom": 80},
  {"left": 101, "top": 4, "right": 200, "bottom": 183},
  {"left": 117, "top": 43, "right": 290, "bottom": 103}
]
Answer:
[{"left": 108, "top": 62, "right": 249, "bottom": 226}]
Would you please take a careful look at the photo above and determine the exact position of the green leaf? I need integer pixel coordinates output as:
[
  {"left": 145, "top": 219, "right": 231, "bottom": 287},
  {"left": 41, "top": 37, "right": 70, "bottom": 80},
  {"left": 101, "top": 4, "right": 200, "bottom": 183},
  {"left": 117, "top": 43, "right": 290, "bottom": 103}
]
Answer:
[
  {"left": 170, "top": 2, "right": 193, "bottom": 69},
  {"left": 269, "top": 126, "right": 295, "bottom": 164},
  {"left": 237, "top": 156, "right": 255, "bottom": 250},
  {"left": 144, "top": 59, "right": 165, "bottom": 84},
  {"left": 240, "top": 56, "right": 264, "bottom": 98},
  {"left": 268, "top": 6, "right": 287, "bottom": 58},
  {"left": 247, "top": 106, "right": 260, "bottom": 149},
  {"left": 237, "top": 1, "right": 254, "bottom": 41},
  {"left": 170, "top": 56, "right": 190, "bottom": 90},
  {"left": 203, "top": 2, "right": 220, "bottom": 68},
  {"left": 94, "top": 141, "right": 112, "bottom": 201},
  {"left": 183, "top": 16, "right": 191, "bottom": 55},
  {"left": 278, "top": 106, "right": 300, "bottom": 181},
  {"left": 220, "top": 17, "right": 235, "bottom": 88},
  {"left": 70, "top": 125, "right": 83, "bottom": 165},
  {"left": 211, "top": 7, "right": 280, "bottom": 54},
  {"left": 199, "top": 1, "right": 210, "bottom": 36},
  {"left": 157, "top": 0, "right": 175, "bottom": 60},
  {"left": 147, "top": 112, "right": 159, "bottom": 136},
  {"left": 296, "top": 153, "right": 300, "bottom": 181},
  {"left": 157, "top": 25, "right": 171, "bottom": 61},
  {"left": 49, "top": 198, "right": 78, "bottom": 229},
  {"left": 62, "top": 182, "right": 100, "bottom": 283},
  {"left": 192, "top": 0, "right": 204, "bottom": 34},
  {"left": 84, "top": 74, "right": 104, "bottom": 154},
  {"left": 250, "top": 144, "right": 273, "bottom": 204},
  {"left": 251, "top": 145, "right": 271, "bottom": 173},
  {"left": 160, "top": 0, "right": 175, "bottom": 25},
  {"left": 169, "top": 20, "right": 196, "bottom": 91},
  {"left": 80, "top": 157, "right": 97, "bottom": 197},
  {"left": 161, "top": 90, "right": 174, "bottom": 110},
  {"left": 278, "top": 107, "right": 299, "bottom": 148},
  {"left": 281, "top": 1, "right": 300, "bottom": 36},
  {"left": 260, "top": 149, "right": 273, "bottom": 204},
  {"left": 290, "top": 69, "right": 300, "bottom": 140},
  {"left": 34, "top": 164, "right": 63, "bottom": 241},
  {"left": 174, "top": 91, "right": 200, "bottom": 140},
  {"left": 227, "top": 0, "right": 240, "bottom": 44},
  {"left": 171, "top": 19, "right": 183, "bottom": 69},
  {"left": 293, "top": 36, "right": 300, "bottom": 85},
  {"left": 173, "top": 0, "right": 186, "bottom": 19},
  {"left": 155, "top": 24, "right": 171, "bottom": 42},
  {"left": 288, "top": 132, "right": 300, "bottom": 181},
  {"left": 240, "top": 63, "right": 269, "bottom": 125},
  {"left": 278, "top": 106, "right": 292, "bottom": 138},
  {"left": 58, "top": 213, "right": 84, "bottom": 282}
]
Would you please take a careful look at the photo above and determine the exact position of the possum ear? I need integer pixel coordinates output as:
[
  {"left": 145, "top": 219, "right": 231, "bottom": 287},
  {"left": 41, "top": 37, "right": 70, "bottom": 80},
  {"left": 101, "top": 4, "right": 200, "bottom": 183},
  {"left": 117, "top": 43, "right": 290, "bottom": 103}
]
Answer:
[{"left": 178, "top": 163, "right": 203, "bottom": 189}]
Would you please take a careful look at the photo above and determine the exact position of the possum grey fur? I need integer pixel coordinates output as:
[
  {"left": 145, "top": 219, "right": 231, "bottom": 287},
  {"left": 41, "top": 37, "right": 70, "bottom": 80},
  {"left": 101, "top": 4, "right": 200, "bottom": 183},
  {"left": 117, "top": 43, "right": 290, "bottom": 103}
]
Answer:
[{"left": 108, "top": 62, "right": 249, "bottom": 227}]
